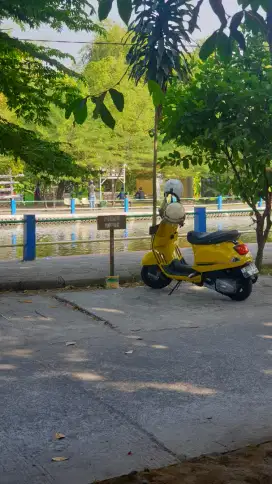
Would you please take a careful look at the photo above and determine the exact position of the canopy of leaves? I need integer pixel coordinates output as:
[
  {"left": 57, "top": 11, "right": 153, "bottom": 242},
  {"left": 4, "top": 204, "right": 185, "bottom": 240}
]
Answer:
[
  {"left": 0, "top": 1, "right": 102, "bottom": 124},
  {"left": 126, "top": 0, "right": 195, "bottom": 88},
  {"left": 0, "top": 0, "right": 102, "bottom": 167},
  {"left": 161, "top": 35, "right": 272, "bottom": 209},
  {"left": 0, "top": 92, "right": 88, "bottom": 185},
  {"left": 66, "top": 26, "right": 202, "bottom": 180},
  {"left": 59, "top": 40, "right": 156, "bottom": 173},
  {"left": 1, "top": 0, "right": 99, "bottom": 32},
  {"left": 12, "top": 25, "right": 195, "bottom": 186},
  {"left": 0, "top": 117, "right": 81, "bottom": 176},
  {"left": 80, "top": 23, "right": 129, "bottom": 63},
  {"left": 100, "top": 0, "right": 272, "bottom": 67}
]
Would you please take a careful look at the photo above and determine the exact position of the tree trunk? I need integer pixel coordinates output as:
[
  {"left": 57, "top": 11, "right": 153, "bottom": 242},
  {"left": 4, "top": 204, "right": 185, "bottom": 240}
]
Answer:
[
  {"left": 255, "top": 199, "right": 272, "bottom": 270},
  {"left": 267, "top": 7, "right": 272, "bottom": 59},
  {"left": 56, "top": 180, "right": 65, "bottom": 202},
  {"left": 152, "top": 106, "right": 161, "bottom": 226},
  {"left": 111, "top": 179, "right": 115, "bottom": 207},
  {"left": 255, "top": 227, "right": 265, "bottom": 271}
]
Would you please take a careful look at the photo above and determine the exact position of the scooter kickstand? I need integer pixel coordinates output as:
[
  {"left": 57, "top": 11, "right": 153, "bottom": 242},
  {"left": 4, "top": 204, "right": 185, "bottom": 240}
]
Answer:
[{"left": 168, "top": 281, "right": 181, "bottom": 296}]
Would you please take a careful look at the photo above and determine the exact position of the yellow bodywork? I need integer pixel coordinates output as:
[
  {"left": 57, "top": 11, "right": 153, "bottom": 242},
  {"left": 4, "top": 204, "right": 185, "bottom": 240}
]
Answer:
[{"left": 142, "top": 221, "right": 253, "bottom": 282}]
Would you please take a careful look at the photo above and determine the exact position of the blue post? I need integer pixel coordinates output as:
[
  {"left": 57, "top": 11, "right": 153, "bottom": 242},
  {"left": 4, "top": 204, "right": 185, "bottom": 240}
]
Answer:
[
  {"left": 23, "top": 215, "right": 36, "bottom": 261},
  {"left": 217, "top": 195, "right": 223, "bottom": 211},
  {"left": 258, "top": 198, "right": 263, "bottom": 208},
  {"left": 11, "top": 234, "right": 17, "bottom": 246},
  {"left": 10, "top": 199, "right": 16, "bottom": 215},
  {"left": 71, "top": 231, "right": 76, "bottom": 248},
  {"left": 194, "top": 207, "right": 207, "bottom": 233},
  {"left": 71, "top": 198, "right": 76, "bottom": 214},
  {"left": 124, "top": 196, "right": 129, "bottom": 213},
  {"left": 11, "top": 234, "right": 17, "bottom": 256}
]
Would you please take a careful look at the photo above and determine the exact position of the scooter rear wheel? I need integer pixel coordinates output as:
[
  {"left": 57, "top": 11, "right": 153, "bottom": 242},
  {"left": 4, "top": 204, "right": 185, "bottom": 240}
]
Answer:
[
  {"left": 229, "top": 278, "right": 252, "bottom": 301},
  {"left": 141, "top": 265, "right": 171, "bottom": 289}
]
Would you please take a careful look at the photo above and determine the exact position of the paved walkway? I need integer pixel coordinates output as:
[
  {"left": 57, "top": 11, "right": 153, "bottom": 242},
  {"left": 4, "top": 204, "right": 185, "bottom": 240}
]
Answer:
[
  {"left": 0, "top": 279, "right": 271, "bottom": 483},
  {"left": 0, "top": 243, "right": 271, "bottom": 291}
]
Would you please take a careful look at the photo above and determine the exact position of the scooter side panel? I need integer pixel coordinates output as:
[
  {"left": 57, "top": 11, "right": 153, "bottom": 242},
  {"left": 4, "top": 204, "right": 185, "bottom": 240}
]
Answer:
[{"left": 191, "top": 240, "right": 253, "bottom": 272}]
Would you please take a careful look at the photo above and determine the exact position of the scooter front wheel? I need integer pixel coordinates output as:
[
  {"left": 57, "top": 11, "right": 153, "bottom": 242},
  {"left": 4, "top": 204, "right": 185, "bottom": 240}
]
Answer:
[
  {"left": 229, "top": 278, "right": 253, "bottom": 301},
  {"left": 141, "top": 265, "right": 171, "bottom": 289}
]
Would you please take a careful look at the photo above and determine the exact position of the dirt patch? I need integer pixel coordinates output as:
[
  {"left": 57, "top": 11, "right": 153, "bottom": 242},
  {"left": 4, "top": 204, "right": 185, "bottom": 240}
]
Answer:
[{"left": 96, "top": 442, "right": 272, "bottom": 484}]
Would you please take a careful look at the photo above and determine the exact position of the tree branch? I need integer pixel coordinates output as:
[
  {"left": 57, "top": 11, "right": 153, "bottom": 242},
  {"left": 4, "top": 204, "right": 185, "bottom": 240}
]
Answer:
[{"left": 223, "top": 144, "right": 254, "bottom": 210}]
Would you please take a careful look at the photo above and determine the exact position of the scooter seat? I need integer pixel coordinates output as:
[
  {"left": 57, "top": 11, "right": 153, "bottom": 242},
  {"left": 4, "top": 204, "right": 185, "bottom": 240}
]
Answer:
[{"left": 187, "top": 230, "right": 240, "bottom": 245}]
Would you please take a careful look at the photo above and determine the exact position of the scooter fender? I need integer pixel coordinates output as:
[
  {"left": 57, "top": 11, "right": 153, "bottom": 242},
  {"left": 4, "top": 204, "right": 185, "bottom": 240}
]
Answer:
[{"left": 141, "top": 251, "right": 158, "bottom": 267}]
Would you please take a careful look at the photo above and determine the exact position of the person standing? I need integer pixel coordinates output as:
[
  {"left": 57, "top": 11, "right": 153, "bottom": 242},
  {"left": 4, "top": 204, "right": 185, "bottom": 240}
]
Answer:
[
  {"left": 34, "top": 183, "right": 41, "bottom": 201},
  {"left": 88, "top": 181, "right": 96, "bottom": 209},
  {"left": 117, "top": 186, "right": 125, "bottom": 200}
]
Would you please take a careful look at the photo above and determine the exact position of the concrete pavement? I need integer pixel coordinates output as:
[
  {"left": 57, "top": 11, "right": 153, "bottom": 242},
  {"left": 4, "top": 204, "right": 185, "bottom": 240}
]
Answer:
[
  {"left": 0, "top": 278, "right": 272, "bottom": 483},
  {"left": 0, "top": 243, "right": 272, "bottom": 291}
]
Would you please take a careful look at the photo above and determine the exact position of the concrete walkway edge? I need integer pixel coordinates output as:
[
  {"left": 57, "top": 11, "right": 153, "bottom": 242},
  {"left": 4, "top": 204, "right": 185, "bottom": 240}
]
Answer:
[{"left": 0, "top": 243, "right": 271, "bottom": 291}]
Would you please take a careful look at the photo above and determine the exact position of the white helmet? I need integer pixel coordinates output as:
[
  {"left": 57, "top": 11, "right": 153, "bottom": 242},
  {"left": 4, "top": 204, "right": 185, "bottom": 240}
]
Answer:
[
  {"left": 164, "top": 203, "right": 185, "bottom": 224},
  {"left": 164, "top": 179, "right": 183, "bottom": 201}
]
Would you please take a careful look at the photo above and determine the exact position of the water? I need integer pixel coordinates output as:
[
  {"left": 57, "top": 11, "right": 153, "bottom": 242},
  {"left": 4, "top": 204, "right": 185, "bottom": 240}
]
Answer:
[{"left": 0, "top": 216, "right": 265, "bottom": 260}]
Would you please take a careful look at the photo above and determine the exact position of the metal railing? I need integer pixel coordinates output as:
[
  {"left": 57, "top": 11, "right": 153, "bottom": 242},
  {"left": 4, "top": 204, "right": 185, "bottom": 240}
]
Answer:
[
  {"left": 0, "top": 195, "right": 262, "bottom": 217},
  {"left": 0, "top": 206, "right": 259, "bottom": 262}
]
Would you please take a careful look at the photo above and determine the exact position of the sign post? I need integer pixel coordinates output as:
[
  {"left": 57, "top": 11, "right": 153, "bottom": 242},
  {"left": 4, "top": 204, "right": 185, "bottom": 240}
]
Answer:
[
  {"left": 97, "top": 215, "right": 126, "bottom": 288},
  {"left": 110, "top": 227, "right": 114, "bottom": 276}
]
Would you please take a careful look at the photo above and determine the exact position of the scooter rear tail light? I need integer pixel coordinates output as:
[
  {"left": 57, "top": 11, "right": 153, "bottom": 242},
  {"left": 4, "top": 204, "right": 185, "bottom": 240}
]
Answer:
[{"left": 234, "top": 243, "right": 249, "bottom": 255}]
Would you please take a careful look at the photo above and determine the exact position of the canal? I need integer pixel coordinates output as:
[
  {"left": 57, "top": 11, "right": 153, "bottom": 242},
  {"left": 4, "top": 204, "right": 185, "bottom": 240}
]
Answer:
[{"left": 0, "top": 215, "right": 267, "bottom": 260}]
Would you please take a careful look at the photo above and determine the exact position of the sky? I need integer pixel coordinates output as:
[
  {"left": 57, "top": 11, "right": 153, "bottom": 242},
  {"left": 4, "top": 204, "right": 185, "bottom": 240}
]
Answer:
[{"left": 3, "top": 0, "right": 240, "bottom": 65}]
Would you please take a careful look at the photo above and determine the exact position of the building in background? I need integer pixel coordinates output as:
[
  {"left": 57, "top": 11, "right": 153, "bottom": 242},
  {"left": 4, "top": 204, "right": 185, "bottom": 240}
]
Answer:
[{"left": 135, "top": 176, "right": 194, "bottom": 198}]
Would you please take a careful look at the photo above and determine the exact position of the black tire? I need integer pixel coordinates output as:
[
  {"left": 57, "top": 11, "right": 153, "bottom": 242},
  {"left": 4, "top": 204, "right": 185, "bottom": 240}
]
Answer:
[
  {"left": 141, "top": 265, "right": 171, "bottom": 289},
  {"left": 229, "top": 278, "right": 253, "bottom": 301}
]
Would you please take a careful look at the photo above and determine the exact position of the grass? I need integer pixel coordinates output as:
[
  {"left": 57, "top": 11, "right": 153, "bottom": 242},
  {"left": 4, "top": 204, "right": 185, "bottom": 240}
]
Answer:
[{"left": 260, "top": 264, "right": 272, "bottom": 276}]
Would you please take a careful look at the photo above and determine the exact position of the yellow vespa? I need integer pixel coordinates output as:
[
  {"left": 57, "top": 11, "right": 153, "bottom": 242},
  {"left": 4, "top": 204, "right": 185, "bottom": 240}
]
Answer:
[{"left": 141, "top": 180, "right": 258, "bottom": 301}]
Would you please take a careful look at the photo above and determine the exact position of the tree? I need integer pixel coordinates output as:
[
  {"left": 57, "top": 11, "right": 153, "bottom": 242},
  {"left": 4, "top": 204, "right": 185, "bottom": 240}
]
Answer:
[
  {"left": 80, "top": 23, "right": 129, "bottom": 63},
  {"left": 37, "top": 26, "right": 155, "bottom": 188},
  {"left": 160, "top": 35, "right": 272, "bottom": 270},
  {"left": 0, "top": 93, "right": 90, "bottom": 200},
  {"left": 54, "top": 25, "right": 201, "bottom": 192},
  {"left": 0, "top": 0, "right": 101, "bottom": 163},
  {"left": 101, "top": 1, "right": 272, "bottom": 61}
]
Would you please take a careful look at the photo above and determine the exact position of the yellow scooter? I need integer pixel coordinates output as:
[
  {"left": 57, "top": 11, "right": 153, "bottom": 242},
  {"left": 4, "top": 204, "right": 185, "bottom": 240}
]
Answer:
[{"left": 141, "top": 218, "right": 258, "bottom": 301}]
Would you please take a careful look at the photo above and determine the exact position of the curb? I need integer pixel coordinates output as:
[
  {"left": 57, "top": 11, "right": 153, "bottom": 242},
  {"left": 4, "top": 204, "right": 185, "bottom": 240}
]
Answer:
[{"left": 0, "top": 272, "right": 141, "bottom": 292}]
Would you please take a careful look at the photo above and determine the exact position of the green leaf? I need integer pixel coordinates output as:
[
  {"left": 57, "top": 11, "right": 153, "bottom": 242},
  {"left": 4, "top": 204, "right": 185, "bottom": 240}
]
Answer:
[
  {"left": 199, "top": 32, "right": 218, "bottom": 61},
  {"left": 237, "top": 0, "right": 250, "bottom": 7},
  {"left": 244, "top": 10, "right": 268, "bottom": 36},
  {"left": 188, "top": 0, "right": 205, "bottom": 34},
  {"left": 100, "top": 103, "right": 116, "bottom": 129},
  {"left": 92, "top": 93, "right": 106, "bottom": 119},
  {"left": 109, "top": 88, "right": 125, "bottom": 112},
  {"left": 147, "top": 80, "right": 165, "bottom": 107},
  {"left": 230, "top": 29, "right": 246, "bottom": 50},
  {"left": 65, "top": 98, "right": 81, "bottom": 120},
  {"left": 230, "top": 11, "right": 244, "bottom": 32},
  {"left": 98, "top": 0, "right": 113, "bottom": 21},
  {"left": 209, "top": 0, "right": 227, "bottom": 28},
  {"left": 260, "top": 0, "right": 269, "bottom": 11},
  {"left": 117, "top": 0, "right": 132, "bottom": 25},
  {"left": 65, "top": 97, "right": 88, "bottom": 124},
  {"left": 266, "top": 168, "right": 272, "bottom": 187},
  {"left": 73, "top": 98, "right": 88, "bottom": 125},
  {"left": 217, "top": 32, "right": 232, "bottom": 63},
  {"left": 183, "top": 158, "right": 189, "bottom": 170}
]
